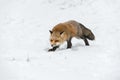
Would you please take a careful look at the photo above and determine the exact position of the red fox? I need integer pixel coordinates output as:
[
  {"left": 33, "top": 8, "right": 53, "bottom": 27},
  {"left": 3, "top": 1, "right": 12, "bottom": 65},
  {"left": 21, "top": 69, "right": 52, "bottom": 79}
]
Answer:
[{"left": 48, "top": 20, "right": 95, "bottom": 51}]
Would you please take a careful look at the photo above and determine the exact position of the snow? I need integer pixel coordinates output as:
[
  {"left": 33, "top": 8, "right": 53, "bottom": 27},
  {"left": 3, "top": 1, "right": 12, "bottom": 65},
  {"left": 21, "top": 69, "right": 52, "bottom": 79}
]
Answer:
[{"left": 0, "top": 0, "right": 120, "bottom": 80}]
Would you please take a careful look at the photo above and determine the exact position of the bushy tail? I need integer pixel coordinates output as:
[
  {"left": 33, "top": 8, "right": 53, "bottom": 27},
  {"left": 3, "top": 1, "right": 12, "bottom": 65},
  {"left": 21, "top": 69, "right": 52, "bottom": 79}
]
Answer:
[
  {"left": 79, "top": 23, "right": 95, "bottom": 40},
  {"left": 85, "top": 30, "right": 95, "bottom": 40}
]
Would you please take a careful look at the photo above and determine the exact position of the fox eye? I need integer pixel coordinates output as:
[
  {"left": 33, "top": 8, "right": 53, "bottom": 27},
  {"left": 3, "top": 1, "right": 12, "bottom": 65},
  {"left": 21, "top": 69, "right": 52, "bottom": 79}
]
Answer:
[
  {"left": 50, "top": 39, "right": 53, "bottom": 42},
  {"left": 55, "top": 40, "right": 59, "bottom": 42}
]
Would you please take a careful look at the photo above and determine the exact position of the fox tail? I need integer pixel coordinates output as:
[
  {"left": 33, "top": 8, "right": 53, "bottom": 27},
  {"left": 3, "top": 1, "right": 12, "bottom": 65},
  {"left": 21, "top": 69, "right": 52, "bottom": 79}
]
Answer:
[{"left": 79, "top": 23, "right": 95, "bottom": 40}]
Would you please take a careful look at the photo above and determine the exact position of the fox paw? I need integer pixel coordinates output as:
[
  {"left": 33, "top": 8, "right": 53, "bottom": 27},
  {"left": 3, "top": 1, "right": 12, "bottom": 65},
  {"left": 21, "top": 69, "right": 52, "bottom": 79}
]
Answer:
[{"left": 48, "top": 48, "right": 55, "bottom": 52}]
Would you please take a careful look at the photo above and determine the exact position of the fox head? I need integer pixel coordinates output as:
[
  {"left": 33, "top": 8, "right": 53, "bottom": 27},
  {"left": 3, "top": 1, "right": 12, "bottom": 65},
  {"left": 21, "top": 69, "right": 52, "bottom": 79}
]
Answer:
[{"left": 49, "top": 30, "right": 66, "bottom": 47}]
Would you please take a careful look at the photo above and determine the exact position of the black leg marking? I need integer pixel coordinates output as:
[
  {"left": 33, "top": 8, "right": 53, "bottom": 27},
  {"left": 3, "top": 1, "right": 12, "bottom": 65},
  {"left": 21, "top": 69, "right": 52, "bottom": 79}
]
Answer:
[
  {"left": 83, "top": 38, "right": 89, "bottom": 46},
  {"left": 48, "top": 46, "right": 59, "bottom": 52},
  {"left": 67, "top": 38, "right": 72, "bottom": 49}
]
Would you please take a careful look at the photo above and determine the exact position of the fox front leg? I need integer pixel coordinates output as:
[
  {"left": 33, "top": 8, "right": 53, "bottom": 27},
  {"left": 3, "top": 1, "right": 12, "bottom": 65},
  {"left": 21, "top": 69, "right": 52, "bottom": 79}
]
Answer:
[
  {"left": 48, "top": 46, "right": 59, "bottom": 52},
  {"left": 67, "top": 38, "right": 72, "bottom": 49}
]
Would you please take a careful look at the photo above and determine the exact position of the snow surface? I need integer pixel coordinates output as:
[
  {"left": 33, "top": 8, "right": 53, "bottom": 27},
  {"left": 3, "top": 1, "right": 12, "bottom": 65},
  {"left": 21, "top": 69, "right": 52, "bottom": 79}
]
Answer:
[{"left": 0, "top": 0, "right": 120, "bottom": 80}]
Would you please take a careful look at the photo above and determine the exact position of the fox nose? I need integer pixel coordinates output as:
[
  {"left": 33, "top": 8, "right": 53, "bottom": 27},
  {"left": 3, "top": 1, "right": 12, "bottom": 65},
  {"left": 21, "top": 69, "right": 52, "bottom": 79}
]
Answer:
[
  {"left": 51, "top": 44, "right": 56, "bottom": 47},
  {"left": 51, "top": 45, "right": 53, "bottom": 47},
  {"left": 51, "top": 44, "right": 54, "bottom": 47}
]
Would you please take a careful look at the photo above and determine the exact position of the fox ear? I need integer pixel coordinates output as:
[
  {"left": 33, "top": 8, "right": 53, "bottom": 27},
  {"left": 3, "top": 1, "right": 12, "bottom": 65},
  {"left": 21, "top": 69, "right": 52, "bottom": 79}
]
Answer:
[
  {"left": 49, "top": 30, "right": 53, "bottom": 34},
  {"left": 60, "top": 31, "right": 64, "bottom": 35}
]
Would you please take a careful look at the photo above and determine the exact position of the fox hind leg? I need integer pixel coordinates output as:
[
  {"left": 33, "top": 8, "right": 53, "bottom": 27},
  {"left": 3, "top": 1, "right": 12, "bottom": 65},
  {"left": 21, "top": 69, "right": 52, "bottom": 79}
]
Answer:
[
  {"left": 80, "top": 36, "right": 89, "bottom": 46},
  {"left": 83, "top": 38, "right": 89, "bottom": 46}
]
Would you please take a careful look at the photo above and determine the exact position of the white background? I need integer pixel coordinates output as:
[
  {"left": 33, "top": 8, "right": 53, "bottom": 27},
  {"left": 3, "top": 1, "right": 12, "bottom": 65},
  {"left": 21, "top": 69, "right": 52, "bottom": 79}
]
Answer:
[{"left": 0, "top": 0, "right": 120, "bottom": 80}]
